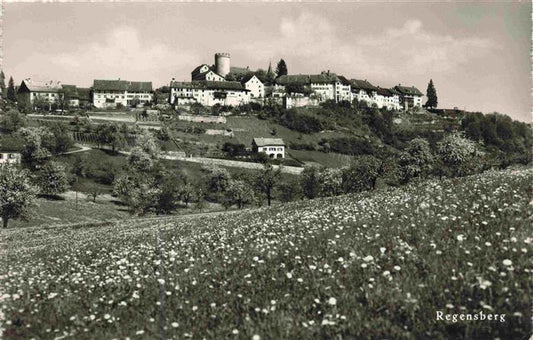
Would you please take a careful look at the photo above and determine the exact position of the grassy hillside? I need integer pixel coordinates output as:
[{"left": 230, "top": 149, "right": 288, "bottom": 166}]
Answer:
[{"left": 2, "top": 167, "right": 531, "bottom": 339}]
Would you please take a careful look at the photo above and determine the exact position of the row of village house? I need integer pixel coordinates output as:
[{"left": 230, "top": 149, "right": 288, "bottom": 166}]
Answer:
[{"left": 15, "top": 53, "right": 423, "bottom": 111}]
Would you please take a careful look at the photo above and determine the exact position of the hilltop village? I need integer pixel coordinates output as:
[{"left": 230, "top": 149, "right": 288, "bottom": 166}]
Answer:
[{"left": 13, "top": 52, "right": 424, "bottom": 112}]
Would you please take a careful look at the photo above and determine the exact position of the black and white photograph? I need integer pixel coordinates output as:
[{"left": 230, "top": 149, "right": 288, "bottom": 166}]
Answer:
[{"left": 0, "top": 1, "right": 531, "bottom": 339}]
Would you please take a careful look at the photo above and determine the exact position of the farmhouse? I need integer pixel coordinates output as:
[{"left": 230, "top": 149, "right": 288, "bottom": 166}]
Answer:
[
  {"left": 92, "top": 79, "right": 153, "bottom": 109},
  {"left": 61, "top": 85, "right": 79, "bottom": 108},
  {"left": 169, "top": 80, "right": 250, "bottom": 107},
  {"left": 191, "top": 64, "right": 225, "bottom": 82},
  {"left": 394, "top": 85, "right": 424, "bottom": 110},
  {"left": 376, "top": 87, "right": 401, "bottom": 110},
  {"left": 350, "top": 79, "right": 378, "bottom": 106},
  {"left": 17, "top": 79, "right": 64, "bottom": 109},
  {"left": 252, "top": 138, "right": 285, "bottom": 159},
  {"left": 0, "top": 151, "right": 21, "bottom": 165}
]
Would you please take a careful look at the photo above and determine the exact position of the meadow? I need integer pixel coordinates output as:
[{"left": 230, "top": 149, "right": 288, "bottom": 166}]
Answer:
[{"left": 1, "top": 167, "right": 531, "bottom": 339}]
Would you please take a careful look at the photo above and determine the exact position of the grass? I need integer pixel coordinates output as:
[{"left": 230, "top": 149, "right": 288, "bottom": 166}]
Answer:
[{"left": 2, "top": 167, "right": 531, "bottom": 339}]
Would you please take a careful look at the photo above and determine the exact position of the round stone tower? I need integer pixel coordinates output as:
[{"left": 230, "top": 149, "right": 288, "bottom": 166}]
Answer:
[{"left": 214, "top": 52, "right": 231, "bottom": 77}]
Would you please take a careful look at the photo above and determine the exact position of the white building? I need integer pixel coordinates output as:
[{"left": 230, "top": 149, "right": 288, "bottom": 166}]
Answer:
[
  {"left": 93, "top": 79, "right": 153, "bottom": 109},
  {"left": 242, "top": 74, "right": 265, "bottom": 100},
  {"left": 0, "top": 152, "right": 21, "bottom": 165},
  {"left": 191, "top": 64, "right": 226, "bottom": 81},
  {"left": 17, "top": 79, "right": 64, "bottom": 109},
  {"left": 252, "top": 138, "right": 285, "bottom": 159},
  {"left": 394, "top": 85, "right": 424, "bottom": 111},
  {"left": 350, "top": 79, "right": 379, "bottom": 107},
  {"left": 376, "top": 88, "right": 401, "bottom": 110},
  {"left": 169, "top": 80, "right": 250, "bottom": 107}
]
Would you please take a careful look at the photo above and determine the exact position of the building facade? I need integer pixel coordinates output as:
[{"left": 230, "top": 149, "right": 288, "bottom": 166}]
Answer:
[
  {"left": 394, "top": 85, "right": 424, "bottom": 110},
  {"left": 169, "top": 80, "right": 250, "bottom": 107},
  {"left": 17, "top": 79, "right": 64, "bottom": 109},
  {"left": 252, "top": 138, "right": 285, "bottom": 159},
  {"left": 93, "top": 80, "right": 153, "bottom": 109},
  {"left": 242, "top": 75, "right": 265, "bottom": 99}
]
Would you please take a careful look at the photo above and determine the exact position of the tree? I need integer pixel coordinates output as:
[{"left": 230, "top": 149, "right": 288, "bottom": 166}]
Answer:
[
  {"left": 87, "top": 184, "right": 102, "bottom": 203},
  {"left": 225, "top": 180, "right": 255, "bottom": 209},
  {"left": 341, "top": 155, "right": 383, "bottom": 193},
  {"left": 0, "top": 109, "right": 26, "bottom": 133},
  {"left": 113, "top": 174, "right": 161, "bottom": 215},
  {"left": 318, "top": 168, "right": 343, "bottom": 197},
  {"left": 437, "top": 133, "right": 481, "bottom": 178},
  {"left": 255, "top": 164, "right": 281, "bottom": 206},
  {"left": 202, "top": 165, "right": 231, "bottom": 201},
  {"left": 0, "top": 166, "right": 38, "bottom": 228},
  {"left": 180, "top": 183, "right": 195, "bottom": 207},
  {"left": 397, "top": 138, "right": 434, "bottom": 184},
  {"left": 18, "top": 127, "right": 53, "bottom": 170},
  {"left": 0, "top": 71, "right": 5, "bottom": 96},
  {"left": 276, "top": 179, "right": 303, "bottom": 203},
  {"left": 425, "top": 79, "right": 437, "bottom": 109},
  {"left": 300, "top": 166, "right": 322, "bottom": 199},
  {"left": 7, "top": 77, "right": 16, "bottom": 103},
  {"left": 276, "top": 59, "right": 288, "bottom": 77},
  {"left": 35, "top": 161, "right": 70, "bottom": 196}
]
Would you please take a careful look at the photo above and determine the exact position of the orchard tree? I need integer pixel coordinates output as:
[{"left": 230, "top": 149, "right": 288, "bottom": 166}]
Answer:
[
  {"left": 255, "top": 163, "right": 281, "bottom": 206},
  {"left": 276, "top": 59, "right": 288, "bottom": 77},
  {"left": 341, "top": 155, "right": 383, "bottom": 193},
  {"left": 180, "top": 183, "right": 195, "bottom": 207},
  {"left": 398, "top": 138, "right": 434, "bottom": 184},
  {"left": 18, "top": 127, "right": 53, "bottom": 169},
  {"left": 318, "top": 168, "right": 343, "bottom": 197},
  {"left": 425, "top": 79, "right": 438, "bottom": 109},
  {"left": 437, "top": 133, "right": 481, "bottom": 177},
  {"left": 300, "top": 166, "right": 322, "bottom": 199},
  {"left": 36, "top": 161, "right": 70, "bottom": 196},
  {"left": 225, "top": 179, "right": 255, "bottom": 209},
  {"left": 0, "top": 109, "right": 26, "bottom": 133},
  {"left": 276, "top": 178, "right": 303, "bottom": 203},
  {"left": 0, "top": 166, "right": 38, "bottom": 228}
]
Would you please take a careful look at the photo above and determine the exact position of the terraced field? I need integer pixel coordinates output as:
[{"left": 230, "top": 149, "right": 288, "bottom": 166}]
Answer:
[{"left": 1, "top": 168, "right": 531, "bottom": 339}]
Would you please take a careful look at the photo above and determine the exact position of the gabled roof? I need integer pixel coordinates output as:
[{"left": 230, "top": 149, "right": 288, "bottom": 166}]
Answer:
[
  {"left": 192, "top": 69, "right": 225, "bottom": 81},
  {"left": 93, "top": 80, "right": 152, "bottom": 92},
  {"left": 19, "top": 79, "right": 62, "bottom": 93},
  {"left": 170, "top": 80, "right": 248, "bottom": 91},
  {"left": 191, "top": 64, "right": 211, "bottom": 75},
  {"left": 337, "top": 75, "right": 352, "bottom": 86},
  {"left": 241, "top": 74, "right": 263, "bottom": 85},
  {"left": 309, "top": 73, "right": 339, "bottom": 84},
  {"left": 350, "top": 79, "right": 377, "bottom": 91},
  {"left": 394, "top": 85, "right": 423, "bottom": 96},
  {"left": 253, "top": 138, "right": 285, "bottom": 147}
]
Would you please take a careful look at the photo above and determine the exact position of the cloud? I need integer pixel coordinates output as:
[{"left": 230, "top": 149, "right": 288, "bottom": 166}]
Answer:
[
  {"left": 233, "top": 13, "right": 495, "bottom": 84},
  {"left": 37, "top": 26, "right": 197, "bottom": 86}
]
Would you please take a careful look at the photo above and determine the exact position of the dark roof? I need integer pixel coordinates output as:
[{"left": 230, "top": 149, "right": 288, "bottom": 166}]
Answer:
[
  {"left": 93, "top": 80, "right": 152, "bottom": 92},
  {"left": 61, "top": 85, "right": 79, "bottom": 99},
  {"left": 350, "top": 79, "right": 377, "bottom": 91},
  {"left": 394, "top": 85, "right": 423, "bottom": 96},
  {"left": 192, "top": 69, "right": 225, "bottom": 81},
  {"left": 229, "top": 66, "right": 252, "bottom": 76},
  {"left": 376, "top": 87, "right": 400, "bottom": 97},
  {"left": 191, "top": 64, "right": 211, "bottom": 75},
  {"left": 276, "top": 73, "right": 341, "bottom": 86},
  {"left": 19, "top": 80, "right": 62, "bottom": 93},
  {"left": 170, "top": 80, "right": 248, "bottom": 91},
  {"left": 253, "top": 138, "right": 285, "bottom": 147},
  {"left": 337, "top": 75, "right": 351, "bottom": 86},
  {"left": 77, "top": 88, "right": 91, "bottom": 101}
]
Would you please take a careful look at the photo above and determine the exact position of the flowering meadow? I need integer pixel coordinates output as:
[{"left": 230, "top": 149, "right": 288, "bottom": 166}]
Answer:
[{"left": 2, "top": 167, "right": 531, "bottom": 339}]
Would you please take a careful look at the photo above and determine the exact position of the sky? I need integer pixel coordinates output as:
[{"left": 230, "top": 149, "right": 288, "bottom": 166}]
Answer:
[{"left": 2, "top": 2, "right": 531, "bottom": 122}]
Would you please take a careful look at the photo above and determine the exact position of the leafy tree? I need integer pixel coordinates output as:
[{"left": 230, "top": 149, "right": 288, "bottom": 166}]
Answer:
[
  {"left": 425, "top": 79, "right": 438, "bottom": 109},
  {"left": 87, "top": 184, "right": 102, "bottom": 203},
  {"left": 276, "top": 59, "right": 288, "bottom": 77},
  {"left": 17, "top": 127, "right": 53, "bottom": 169},
  {"left": 225, "top": 179, "right": 255, "bottom": 209},
  {"left": 203, "top": 165, "right": 232, "bottom": 200},
  {"left": 0, "top": 166, "right": 38, "bottom": 228},
  {"left": 300, "top": 166, "right": 322, "bottom": 199},
  {"left": 397, "top": 138, "right": 434, "bottom": 184},
  {"left": 255, "top": 163, "right": 281, "bottom": 206},
  {"left": 341, "top": 155, "right": 383, "bottom": 193},
  {"left": 128, "top": 147, "right": 154, "bottom": 172},
  {"left": 35, "top": 161, "right": 70, "bottom": 196},
  {"left": 95, "top": 123, "right": 124, "bottom": 152},
  {"left": 113, "top": 174, "right": 161, "bottom": 215},
  {"left": 318, "top": 168, "right": 343, "bottom": 197},
  {"left": 180, "top": 183, "right": 195, "bottom": 207},
  {"left": 0, "top": 109, "right": 26, "bottom": 133},
  {"left": 48, "top": 123, "right": 75, "bottom": 154},
  {"left": 7, "top": 76, "right": 16, "bottom": 102},
  {"left": 437, "top": 133, "right": 481, "bottom": 177},
  {"left": 276, "top": 178, "right": 303, "bottom": 202}
]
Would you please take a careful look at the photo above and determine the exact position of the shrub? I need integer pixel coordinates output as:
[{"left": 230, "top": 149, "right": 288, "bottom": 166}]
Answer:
[
  {"left": 341, "top": 155, "right": 383, "bottom": 193},
  {"left": 279, "top": 109, "right": 323, "bottom": 133},
  {"left": 397, "top": 138, "right": 434, "bottom": 184},
  {"left": 326, "top": 137, "right": 375, "bottom": 156},
  {"left": 35, "top": 161, "right": 70, "bottom": 196},
  {"left": 437, "top": 133, "right": 482, "bottom": 178}
]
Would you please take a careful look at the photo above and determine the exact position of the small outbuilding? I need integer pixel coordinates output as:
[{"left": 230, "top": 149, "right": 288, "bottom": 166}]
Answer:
[{"left": 252, "top": 138, "right": 285, "bottom": 159}]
